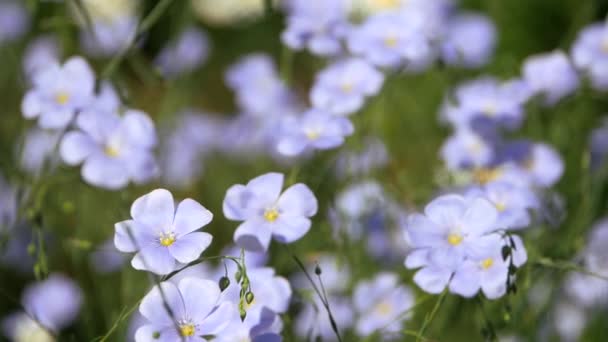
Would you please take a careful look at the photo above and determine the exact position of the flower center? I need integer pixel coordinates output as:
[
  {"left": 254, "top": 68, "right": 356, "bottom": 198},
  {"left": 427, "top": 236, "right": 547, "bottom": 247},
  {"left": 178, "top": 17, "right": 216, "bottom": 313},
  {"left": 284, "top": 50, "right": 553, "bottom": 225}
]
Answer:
[
  {"left": 264, "top": 208, "right": 279, "bottom": 222},
  {"left": 159, "top": 232, "right": 176, "bottom": 247},
  {"left": 494, "top": 202, "right": 506, "bottom": 212},
  {"left": 447, "top": 233, "right": 463, "bottom": 246},
  {"left": 384, "top": 36, "right": 398, "bottom": 48},
  {"left": 340, "top": 82, "right": 353, "bottom": 93},
  {"left": 473, "top": 168, "right": 502, "bottom": 185},
  {"left": 104, "top": 145, "right": 120, "bottom": 157},
  {"left": 374, "top": 0, "right": 401, "bottom": 10},
  {"left": 481, "top": 258, "right": 494, "bottom": 270},
  {"left": 374, "top": 301, "right": 393, "bottom": 316},
  {"left": 305, "top": 129, "right": 321, "bottom": 140},
  {"left": 55, "top": 92, "right": 70, "bottom": 105},
  {"left": 179, "top": 323, "right": 195, "bottom": 337}
]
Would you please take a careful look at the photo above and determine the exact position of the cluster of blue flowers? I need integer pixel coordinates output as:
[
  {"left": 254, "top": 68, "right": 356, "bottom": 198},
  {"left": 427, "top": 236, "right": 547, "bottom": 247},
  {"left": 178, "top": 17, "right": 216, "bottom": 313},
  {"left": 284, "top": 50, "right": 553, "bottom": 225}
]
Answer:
[{"left": 3, "top": 0, "right": 608, "bottom": 341}]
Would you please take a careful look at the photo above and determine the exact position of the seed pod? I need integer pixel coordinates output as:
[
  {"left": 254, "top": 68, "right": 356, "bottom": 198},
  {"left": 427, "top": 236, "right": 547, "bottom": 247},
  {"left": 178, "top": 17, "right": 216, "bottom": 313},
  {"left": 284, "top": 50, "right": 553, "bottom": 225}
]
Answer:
[
  {"left": 219, "top": 276, "right": 230, "bottom": 291},
  {"left": 245, "top": 291, "right": 254, "bottom": 304},
  {"left": 314, "top": 264, "right": 322, "bottom": 275}
]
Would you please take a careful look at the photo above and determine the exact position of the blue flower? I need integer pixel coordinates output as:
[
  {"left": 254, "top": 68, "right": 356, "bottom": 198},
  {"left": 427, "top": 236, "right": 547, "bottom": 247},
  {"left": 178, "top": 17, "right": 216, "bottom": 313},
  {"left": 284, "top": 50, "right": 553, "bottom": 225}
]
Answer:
[
  {"left": 310, "top": 58, "right": 384, "bottom": 116},
  {"left": 281, "top": 0, "right": 350, "bottom": 56},
  {"left": 223, "top": 172, "right": 317, "bottom": 252},
  {"left": 441, "top": 12, "right": 496, "bottom": 68},
  {"left": 347, "top": 11, "right": 434, "bottom": 70},
  {"left": 21, "top": 56, "right": 95, "bottom": 129},
  {"left": 522, "top": 51, "right": 579, "bottom": 105},
  {"left": 114, "top": 189, "right": 213, "bottom": 275},
  {"left": 156, "top": 27, "right": 210, "bottom": 78},
  {"left": 571, "top": 23, "right": 608, "bottom": 90},
  {"left": 353, "top": 272, "right": 414, "bottom": 336},
  {"left": 60, "top": 108, "right": 158, "bottom": 190},
  {"left": 136, "top": 278, "right": 233, "bottom": 341},
  {"left": 277, "top": 109, "right": 354, "bottom": 157}
]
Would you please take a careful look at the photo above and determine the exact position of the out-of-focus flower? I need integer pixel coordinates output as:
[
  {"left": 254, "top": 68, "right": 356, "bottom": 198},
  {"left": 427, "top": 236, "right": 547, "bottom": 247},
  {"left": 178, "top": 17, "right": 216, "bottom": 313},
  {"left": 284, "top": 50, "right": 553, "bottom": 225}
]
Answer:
[
  {"left": 2, "top": 313, "right": 54, "bottom": 342},
  {"left": 310, "top": 58, "right": 384, "bottom": 116},
  {"left": 81, "top": 16, "right": 138, "bottom": 58},
  {"left": 277, "top": 109, "right": 354, "bottom": 156},
  {"left": 23, "top": 36, "right": 61, "bottom": 80},
  {"left": 353, "top": 272, "right": 414, "bottom": 336},
  {"left": 136, "top": 278, "right": 233, "bottom": 341},
  {"left": 223, "top": 172, "right": 317, "bottom": 252},
  {"left": 499, "top": 141, "right": 564, "bottom": 188},
  {"left": 160, "top": 111, "right": 223, "bottom": 189},
  {"left": 564, "top": 219, "right": 608, "bottom": 307},
  {"left": 295, "top": 295, "right": 353, "bottom": 342},
  {"left": 553, "top": 301, "right": 587, "bottom": 342},
  {"left": 0, "top": 1, "right": 29, "bottom": 45},
  {"left": 191, "top": 0, "right": 266, "bottom": 26},
  {"left": 214, "top": 312, "right": 283, "bottom": 342},
  {"left": 571, "top": 22, "right": 608, "bottom": 91},
  {"left": 522, "top": 51, "right": 579, "bottom": 105},
  {"left": 222, "top": 267, "right": 292, "bottom": 329},
  {"left": 281, "top": 0, "right": 350, "bottom": 56},
  {"left": 441, "top": 77, "right": 531, "bottom": 130},
  {"left": 335, "top": 136, "right": 389, "bottom": 176},
  {"left": 74, "top": 0, "right": 140, "bottom": 57},
  {"left": 21, "top": 57, "right": 95, "bottom": 129},
  {"left": 19, "top": 128, "right": 61, "bottom": 175},
  {"left": 114, "top": 189, "right": 213, "bottom": 275},
  {"left": 441, "top": 128, "right": 494, "bottom": 171},
  {"left": 90, "top": 238, "right": 126, "bottom": 273},
  {"left": 465, "top": 181, "right": 538, "bottom": 230},
  {"left": 347, "top": 11, "right": 434, "bottom": 70},
  {"left": 589, "top": 118, "right": 608, "bottom": 170},
  {"left": 225, "top": 54, "right": 297, "bottom": 117},
  {"left": 20, "top": 275, "right": 82, "bottom": 332},
  {"left": 59, "top": 108, "right": 158, "bottom": 190},
  {"left": 291, "top": 254, "right": 351, "bottom": 294},
  {"left": 156, "top": 27, "right": 210, "bottom": 78},
  {"left": 78, "top": 0, "right": 140, "bottom": 22},
  {"left": 441, "top": 12, "right": 496, "bottom": 68}
]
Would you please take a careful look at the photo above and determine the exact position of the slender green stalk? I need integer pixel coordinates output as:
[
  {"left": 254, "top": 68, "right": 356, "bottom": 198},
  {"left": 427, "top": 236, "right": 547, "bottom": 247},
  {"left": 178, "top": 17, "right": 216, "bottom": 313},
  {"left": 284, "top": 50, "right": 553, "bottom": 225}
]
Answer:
[
  {"left": 416, "top": 289, "right": 447, "bottom": 342},
  {"left": 534, "top": 257, "right": 608, "bottom": 281}
]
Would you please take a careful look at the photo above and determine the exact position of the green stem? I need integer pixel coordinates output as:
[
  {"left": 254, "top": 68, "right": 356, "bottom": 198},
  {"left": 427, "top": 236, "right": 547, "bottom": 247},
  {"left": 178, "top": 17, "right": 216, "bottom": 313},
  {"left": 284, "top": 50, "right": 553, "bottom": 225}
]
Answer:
[{"left": 416, "top": 289, "right": 447, "bottom": 342}]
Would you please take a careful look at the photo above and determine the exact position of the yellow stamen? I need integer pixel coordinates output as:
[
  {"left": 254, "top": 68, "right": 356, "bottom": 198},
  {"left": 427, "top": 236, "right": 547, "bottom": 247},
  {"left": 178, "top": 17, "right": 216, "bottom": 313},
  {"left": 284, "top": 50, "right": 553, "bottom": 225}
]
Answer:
[
  {"left": 104, "top": 145, "right": 120, "bottom": 157},
  {"left": 481, "top": 258, "right": 494, "bottom": 270},
  {"left": 159, "top": 232, "right": 176, "bottom": 247},
  {"left": 375, "top": 302, "right": 392, "bottom": 315},
  {"left": 305, "top": 130, "right": 321, "bottom": 140},
  {"left": 179, "top": 324, "right": 195, "bottom": 337},
  {"left": 447, "top": 233, "right": 463, "bottom": 246},
  {"left": 473, "top": 168, "right": 502, "bottom": 185},
  {"left": 384, "top": 36, "right": 398, "bottom": 47},
  {"left": 495, "top": 202, "right": 506, "bottom": 212},
  {"left": 341, "top": 82, "right": 353, "bottom": 93},
  {"left": 55, "top": 92, "right": 70, "bottom": 105},
  {"left": 373, "top": 0, "right": 400, "bottom": 10},
  {"left": 264, "top": 208, "right": 279, "bottom": 222}
]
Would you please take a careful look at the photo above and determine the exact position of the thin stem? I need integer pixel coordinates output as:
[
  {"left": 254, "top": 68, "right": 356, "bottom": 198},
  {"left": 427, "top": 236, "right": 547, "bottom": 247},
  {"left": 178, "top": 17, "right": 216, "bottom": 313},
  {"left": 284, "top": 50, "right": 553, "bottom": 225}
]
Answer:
[
  {"left": 96, "top": 298, "right": 142, "bottom": 342},
  {"left": 285, "top": 246, "right": 343, "bottom": 342},
  {"left": 101, "top": 0, "right": 176, "bottom": 79},
  {"left": 534, "top": 257, "right": 608, "bottom": 281},
  {"left": 416, "top": 289, "right": 447, "bottom": 342}
]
